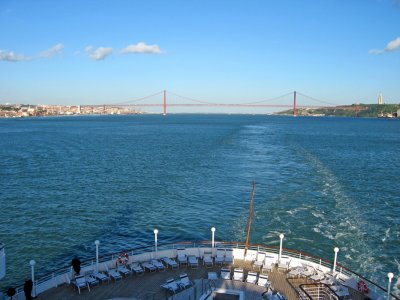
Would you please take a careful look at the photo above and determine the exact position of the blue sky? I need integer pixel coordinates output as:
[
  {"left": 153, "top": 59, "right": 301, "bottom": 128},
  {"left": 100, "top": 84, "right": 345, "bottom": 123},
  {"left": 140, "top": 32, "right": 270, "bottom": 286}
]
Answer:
[{"left": 0, "top": 0, "right": 399, "bottom": 111}]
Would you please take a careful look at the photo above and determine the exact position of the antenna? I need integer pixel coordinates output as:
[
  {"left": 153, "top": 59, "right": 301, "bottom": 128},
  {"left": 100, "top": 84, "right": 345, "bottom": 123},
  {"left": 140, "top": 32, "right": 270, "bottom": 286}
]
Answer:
[{"left": 244, "top": 181, "right": 256, "bottom": 257}]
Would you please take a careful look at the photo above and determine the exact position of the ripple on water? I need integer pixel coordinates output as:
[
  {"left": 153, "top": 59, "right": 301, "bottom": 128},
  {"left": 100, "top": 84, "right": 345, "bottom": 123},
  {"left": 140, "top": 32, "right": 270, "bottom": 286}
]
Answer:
[{"left": 0, "top": 115, "right": 399, "bottom": 291}]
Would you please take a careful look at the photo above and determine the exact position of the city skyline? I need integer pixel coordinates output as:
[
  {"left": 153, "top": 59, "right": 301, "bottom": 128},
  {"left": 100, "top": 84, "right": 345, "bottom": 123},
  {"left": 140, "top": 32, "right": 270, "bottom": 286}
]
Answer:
[{"left": 0, "top": 0, "right": 399, "bottom": 112}]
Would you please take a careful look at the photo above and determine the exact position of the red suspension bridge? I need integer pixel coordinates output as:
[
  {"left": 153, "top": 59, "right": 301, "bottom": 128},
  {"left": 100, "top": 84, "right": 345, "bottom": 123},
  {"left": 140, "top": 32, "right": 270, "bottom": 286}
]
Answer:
[{"left": 82, "top": 90, "right": 348, "bottom": 116}]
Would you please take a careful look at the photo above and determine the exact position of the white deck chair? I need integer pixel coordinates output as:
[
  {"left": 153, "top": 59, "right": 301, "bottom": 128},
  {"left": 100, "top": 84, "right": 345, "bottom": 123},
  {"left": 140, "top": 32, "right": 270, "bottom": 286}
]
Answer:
[
  {"left": 178, "top": 273, "right": 193, "bottom": 289},
  {"left": 278, "top": 256, "right": 291, "bottom": 271},
  {"left": 188, "top": 255, "right": 199, "bottom": 269},
  {"left": 142, "top": 261, "right": 157, "bottom": 272},
  {"left": 73, "top": 275, "right": 90, "bottom": 294},
  {"left": 85, "top": 275, "right": 98, "bottom": 287},
  {"left": 310, "top": 269, "right": 325, "bottom": 281},
  {"left": 258, "top": 274, "right": 271, "bottom": 288},
  {"left": 130, "top": 262, "right": 144, "bottom": 275},
  {"left": 177, "top": 248, "right": 188, "bottom": 266},
  {"left": 215, "top": 248, "right": 225, "bottom": 266},
  {"left": 90, "top": 271, "right": 109, "bottom": 283},
  {"left": 151, "top": 259, "right": 166, "bottom": 272},
  {"left": 161, "top": 278, "right": 181, "bottom": 294},
  {"left": 203, "top": 252, "right": 213, "bottom": 268},
  {"left": 246, "top": 271, "right": 258, "bottom": 284},
  {"left": 117, "top": 265, "right": 132, "bottom": 277},
  {"left": 253, "top": 251, "right": 266, "bottom": 271},
  {"left": 221, "top": 267, "right": 231, "bottom": 280},
  {"left": 262, "top": 255, "right": 277, "bottom": 273},
  {"left": 224, "top": 249, "right": 234, "bottom": 265},
  {"left": 162, "top": 257, "right": 178, "bottom": 269},
  {"left": 107, "top": 269, "right": 122, "bottom": 281},
  {"left": 233, "top": 268, "right": 244, "bottom": 281}
]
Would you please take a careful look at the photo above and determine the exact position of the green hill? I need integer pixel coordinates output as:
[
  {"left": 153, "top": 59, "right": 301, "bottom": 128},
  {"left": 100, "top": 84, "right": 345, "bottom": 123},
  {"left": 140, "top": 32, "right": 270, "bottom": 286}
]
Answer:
[{"left": 276, "top": 104, "right": 400, "bottom": 118}]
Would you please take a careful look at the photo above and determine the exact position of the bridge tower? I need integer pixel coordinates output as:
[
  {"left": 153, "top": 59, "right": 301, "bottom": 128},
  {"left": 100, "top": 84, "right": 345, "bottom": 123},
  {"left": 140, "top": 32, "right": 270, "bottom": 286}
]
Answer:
[
  {"left": 163, "top": 90, "right": 167, "bottom": 115},
  {"left": 293, "top": 91, "right": 297, "bottom": 117}
]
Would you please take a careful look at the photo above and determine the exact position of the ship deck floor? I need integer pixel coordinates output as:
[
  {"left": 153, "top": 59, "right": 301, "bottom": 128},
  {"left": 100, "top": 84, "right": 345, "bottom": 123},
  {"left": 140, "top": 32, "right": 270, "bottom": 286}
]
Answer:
[{"left": 38, "top": 259, "right": 364, "bottom": 300}]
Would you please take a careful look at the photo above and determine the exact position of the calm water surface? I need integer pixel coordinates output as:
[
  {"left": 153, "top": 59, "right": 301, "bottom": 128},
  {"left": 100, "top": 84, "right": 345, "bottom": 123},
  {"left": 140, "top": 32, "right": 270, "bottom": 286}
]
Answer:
[{"left": 0, "top": 115, "right": 399, "bottom": 291}]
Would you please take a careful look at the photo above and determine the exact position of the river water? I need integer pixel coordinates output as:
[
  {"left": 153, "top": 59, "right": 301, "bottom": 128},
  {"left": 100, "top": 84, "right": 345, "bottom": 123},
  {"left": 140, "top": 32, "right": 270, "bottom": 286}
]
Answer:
[{"left": 0, "top": 115, "right": 399, "bottom": 291}]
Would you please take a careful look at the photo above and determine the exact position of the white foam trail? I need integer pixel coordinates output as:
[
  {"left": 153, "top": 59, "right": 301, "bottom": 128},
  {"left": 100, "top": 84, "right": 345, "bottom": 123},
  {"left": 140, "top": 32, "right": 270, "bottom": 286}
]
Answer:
[
  {"left": 382, "top": 228, "right": 390, "bottom": 242},
  {"left": 293, "top": 144, "right": 379, "bottom": 280}
]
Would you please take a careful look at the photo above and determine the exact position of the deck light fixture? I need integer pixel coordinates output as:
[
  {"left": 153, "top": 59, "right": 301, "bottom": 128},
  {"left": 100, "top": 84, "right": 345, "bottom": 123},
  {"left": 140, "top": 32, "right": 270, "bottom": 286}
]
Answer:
[
  {"left": 211, "top": 227, "right": 216, "bottom": 248},
  {"left": 94, "top": 240, "right": 100, "bottom": 272},
  {"left": 279, "top": 234, "right": 284, "bottom": 263},
  {"left": 154, "top": 229, "right": 159, "bottom": 258},
  {"left": 30, "top": 260, "right": 36, "bottom": 297},
  {"left": 387, "top": 272, "right": 394, "bottom": 300},
  {"left": 333, "top": 247, "right": 339, "bottom": 273}
]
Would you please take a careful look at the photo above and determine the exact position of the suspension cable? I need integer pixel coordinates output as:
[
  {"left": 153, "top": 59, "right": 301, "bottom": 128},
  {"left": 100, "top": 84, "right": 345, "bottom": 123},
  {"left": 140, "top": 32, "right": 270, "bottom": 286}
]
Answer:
[{"left": 112, "top": 91, "right": 164, "bottom": 105}]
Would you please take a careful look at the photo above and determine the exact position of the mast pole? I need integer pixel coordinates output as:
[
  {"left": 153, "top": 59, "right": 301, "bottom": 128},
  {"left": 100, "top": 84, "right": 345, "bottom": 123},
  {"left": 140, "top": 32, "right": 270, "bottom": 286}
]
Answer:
[{"left": 244, "top": 181, "right": 256, "bottom": 257}]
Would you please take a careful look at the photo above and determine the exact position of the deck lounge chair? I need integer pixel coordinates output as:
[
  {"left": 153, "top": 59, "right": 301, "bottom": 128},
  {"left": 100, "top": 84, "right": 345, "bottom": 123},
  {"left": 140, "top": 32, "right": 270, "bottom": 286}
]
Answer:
[
  {"left": 278, "top": 256, "right": 291, "bottom": 271},
  {"left": 257, "top": 274, "right": 271, "bottom": 288},
  {"left": 117, "top": 265, "right": 132, "bottom": 277},
  {"left": 221, "top": 267, "right": 231, "bottom": 280},
  {"left": 130, "top": 262, "right": 144, "bottom": 275},
  {"left": 233, "top": 268, "right": 244, "bottom": 281},
  {"left": 203, "top": 251, "right": 213, "bottom": 268},
  {"left": 310, "top": 269, "right": 325, "bottom": 282},
  {"left": 177, "top": 248, "right": 188, "bottom": 266},
  {"left": 161, "top": 278, "right": 181, "bottom": 294},
  {"left": 224, "top": 249, "right": 234, "bottom": 265},
  {"left": 262, "top": 255, "right": 277, "bottom": 273},
  {"left": 253, "top": 251, "right": 266, "bottom": 271},
  {"left": 90, "top": 271, "right": 109, "bottom": 283},
  {"left": 162, "top": 257, "right": 179, "bottom": 270},
  {"left": 85, "top": 275, "right": 98, "bottom": 287},
  {"left": 188, "top": 255, "right": 199, "bottom": 269},
  {"left": 73, "top": 275, "right": 90, "bottom": 294},
  {"left": 151, "top": 259, "right": 166, "bottom": 272},
  {"left": 142, "top": 261, "right": 157, "bottom": 273},
  {"left": 215, "top": 248, "right": 225, "bottom": 266},
  {"left": 246, "top": 271, "right": 258, "bottom": 284},
  {"left": 107, "top": 269, "right": 122, "bottom": 281},
  {"left": 178, "top": 273, "right": 193, "bottom": 289}
]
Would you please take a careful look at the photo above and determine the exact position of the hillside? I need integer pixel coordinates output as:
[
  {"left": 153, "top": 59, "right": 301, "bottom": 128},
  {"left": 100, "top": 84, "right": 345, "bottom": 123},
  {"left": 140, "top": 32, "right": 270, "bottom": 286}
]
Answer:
[{"left": 276, "top": 104, "right": 400, "bottom": 118}]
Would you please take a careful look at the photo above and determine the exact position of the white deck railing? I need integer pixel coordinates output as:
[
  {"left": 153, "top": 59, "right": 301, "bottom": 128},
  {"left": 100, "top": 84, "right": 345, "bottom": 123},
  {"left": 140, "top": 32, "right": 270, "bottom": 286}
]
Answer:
[{"left": 1, "top": 241, "right": 396, "bottom": 300}]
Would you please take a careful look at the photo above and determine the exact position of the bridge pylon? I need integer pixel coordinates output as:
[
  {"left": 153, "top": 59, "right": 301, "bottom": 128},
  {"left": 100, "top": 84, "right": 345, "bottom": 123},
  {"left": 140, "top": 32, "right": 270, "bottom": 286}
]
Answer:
[
  {"left": 293, "top": 91, "right": 297, "bottom": 117},
  {"left": 163, "top": 90, "right": 167, "bottom": 115}
]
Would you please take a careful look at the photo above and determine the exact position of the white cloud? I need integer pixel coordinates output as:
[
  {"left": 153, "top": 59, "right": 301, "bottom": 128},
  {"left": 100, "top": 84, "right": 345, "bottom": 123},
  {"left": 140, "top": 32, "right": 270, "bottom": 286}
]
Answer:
[
  {"left": 370, "top": 37, "right": 400, "bottom": 54},
  {"left": 368, "top": 49, "right": 384, "bottom": 55},
  {"left": 121, "top": 42, "right": 163, "bottom": 54},
  {"left": 385, "top": 37, "right": 400, "bottom": 52},
  {"left": 85, "top": 46, "right": 113, "bottom": 60},
  {"left": 39, "top": 43, "right": 64, "bottom": 57},
  {"left": 0, "top": 50, "right": 30, "bottom": 62}
]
